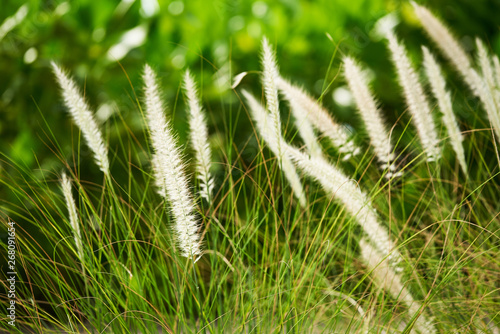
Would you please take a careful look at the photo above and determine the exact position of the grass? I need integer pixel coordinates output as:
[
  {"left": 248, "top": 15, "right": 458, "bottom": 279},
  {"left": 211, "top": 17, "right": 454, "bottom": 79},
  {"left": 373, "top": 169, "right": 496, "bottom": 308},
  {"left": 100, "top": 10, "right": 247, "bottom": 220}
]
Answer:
[{"left": 1, "top": 15, "right": 500, "bottom": 334}]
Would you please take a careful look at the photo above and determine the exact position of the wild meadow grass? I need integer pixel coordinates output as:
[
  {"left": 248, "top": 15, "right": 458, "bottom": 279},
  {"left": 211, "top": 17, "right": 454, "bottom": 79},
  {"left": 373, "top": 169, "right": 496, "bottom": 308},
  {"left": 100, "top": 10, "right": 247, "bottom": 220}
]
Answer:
[{"left": 1, "top": 3, "right": 499, "bottom": 333}]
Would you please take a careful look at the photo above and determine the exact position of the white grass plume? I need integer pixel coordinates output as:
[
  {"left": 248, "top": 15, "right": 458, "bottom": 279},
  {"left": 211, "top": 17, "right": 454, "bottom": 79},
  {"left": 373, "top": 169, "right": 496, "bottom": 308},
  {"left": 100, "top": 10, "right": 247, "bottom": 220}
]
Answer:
[
  {"left": 61, "top": 173, "right": 84, "bottom": 269},
  {"left": 343, "top": 56, "right": 396, "bottom": 172},
  {"left": 143, "top": 64, "right": 201, "bottom": 258},
  {"left": 52, "top": 62, "right": 110, "bottom": 175},
  {"left": 411, "top": 3, "right": 500, "bottom": 145},
  {"left": 285, "top": 143, "right": 401, "bottom": 266},
  {"left": 422, "top": 47, "right": 467, "bottom": 174},
  {"left": 493, "top": 55, "right": 500, "bottom": 90},
  {"left": 475, "top": 40, "right": 500, "bottom": 142},
  {"left": 279, "top": 81, "right": 323, "bottom": 158},
  {"left": 276, "top": 76, "right": 361, "bottom": 159},
  {"left": 183, "top": 69, "right": 214, "bottom": 203},
  {"left": 242, "top": 89, "right": 307, "bottom": 207},
  {"left": 360, "top": 239, "right": 436, "bottom": 334},
  {"left": 411, "top": 2, "right": 479, "bottom": 94},
  {"left": 411, "top": 2, "right": 500, "bottom": 139},
  {"left": 261, "top": 37, "right": 283, "bottom": 160},
  {"left": 476, "top": 39, "right": 498, "bottom": 105},
  {"left": 386, "top": 33, "right": 440, "bottom": 162}
]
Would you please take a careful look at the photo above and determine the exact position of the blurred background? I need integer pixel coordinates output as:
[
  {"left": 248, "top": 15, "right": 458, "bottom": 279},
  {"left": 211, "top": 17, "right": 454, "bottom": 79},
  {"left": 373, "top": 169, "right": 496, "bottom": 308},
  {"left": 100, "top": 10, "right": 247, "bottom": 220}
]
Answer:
[{"left": 0, "top": 0, "right": 499, "bottom": 179}]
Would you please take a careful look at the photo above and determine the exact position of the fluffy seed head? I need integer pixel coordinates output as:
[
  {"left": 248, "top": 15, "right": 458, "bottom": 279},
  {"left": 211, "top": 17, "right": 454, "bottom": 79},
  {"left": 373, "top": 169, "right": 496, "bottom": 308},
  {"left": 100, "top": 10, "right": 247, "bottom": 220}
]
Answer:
[
  {"left": 261, "top": 37, "right": 283, "bottom": 160},
  {"left": 183, "top": 69, "right": 214, "bottom": 203},
  {"left": 422, "top": 47, "right": 467, "bottom": 174},
  {"left": 343, "top": 56, "right": 395, "bottom": 171},
  {"left": 276, "top": 77, "right": 323, "bottom": 158},
  {"left": 386, "top": 32, "right": 441, "bottom": 161},
  {"left": 411, "top": 2, "right": 500, "bottom": 145},
  {"left": 360, "top": 239, "right": 436, "bottom": 334},
  {"left": 276, "top": 77, "right": 360, "bottom": 159},
  {"left": 285, "top": 144, "right": 401, "bottom": 266},
  {"left": 61, "top": 173, "right": 84, "bottom": 266},
  {"left": 475, "top": 39, "right": 500, "bottom": 142},
  {"left": 143, "top": 64, "right": 201, "bottom": 258},
  {"left": 52, "top": 62, "right": 110, "bottom": 175},
  {"left": 411, "top": 2, "right": 479, "bottom": 94}
]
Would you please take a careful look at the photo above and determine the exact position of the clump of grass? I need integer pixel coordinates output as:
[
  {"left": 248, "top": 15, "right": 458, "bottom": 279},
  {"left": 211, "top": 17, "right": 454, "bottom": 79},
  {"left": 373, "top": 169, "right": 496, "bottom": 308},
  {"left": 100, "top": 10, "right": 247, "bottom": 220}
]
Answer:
[{"left": 0, "top": 4, "right": 499, "bottom": 334}]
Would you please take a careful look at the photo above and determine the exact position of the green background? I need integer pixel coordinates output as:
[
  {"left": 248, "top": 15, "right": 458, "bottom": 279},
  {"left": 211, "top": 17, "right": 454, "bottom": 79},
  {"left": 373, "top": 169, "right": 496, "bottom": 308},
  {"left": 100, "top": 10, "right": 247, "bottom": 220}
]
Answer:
[{"left": 1, "top": 0, "right": 499, "bottom": 177}]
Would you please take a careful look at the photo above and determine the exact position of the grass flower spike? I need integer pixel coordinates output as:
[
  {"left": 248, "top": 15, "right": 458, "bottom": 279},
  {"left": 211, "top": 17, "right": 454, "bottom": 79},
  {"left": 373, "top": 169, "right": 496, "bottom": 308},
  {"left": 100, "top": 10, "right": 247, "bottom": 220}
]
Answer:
[
  {"left": 279, "top": 79, "right": 323, "bottom": 158},
  {"left": 261, "top": 37, "right": 283, "bottom": 160},
  {"left": 422, "top": 47, "right": 467, "bottom": 174},
  {"left": 285, "top": 144, "right": 401, "bottom": 266},
  {"left": 243, "top": 90, "right": 307, "bottom": 207},
  {"left": 52, "top": 62, "right": 110, "bottom": 175},
  {"left": 61, "top": 173, "right": 84, "bottom": 270},
  {"left": 276, "top": 76, "right": 360, "bottom": 159},
  {"left": 143, "top": 64, "right": 201, "bottom": 258},
  {"left": 386, "top": 32, "right": 440, "bottom": 161},
  {"left": 411, "top": 2, "right": 478, "bottom": 94},
  {"left": 412, "top": 3, "right": 500, "bottom": 144},
  {"left": 343, "top": 56, "right": 396, "bottom": 173},
  {"left": 183, "top": 69, "right": 214, "bottom": 203},
  {"left": 360, "top": 239, "right": 436, "bottom": 334},
  {"left": 476, "top": 39, "right": 500, "bottom": 140}
]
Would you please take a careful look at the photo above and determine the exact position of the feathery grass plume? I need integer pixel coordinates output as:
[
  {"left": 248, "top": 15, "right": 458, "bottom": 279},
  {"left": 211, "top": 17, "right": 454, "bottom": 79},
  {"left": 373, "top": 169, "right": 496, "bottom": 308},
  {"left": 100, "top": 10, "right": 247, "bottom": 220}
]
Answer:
[
  {"left": 52, "top": 62, "right": 110, "bottom": 175},
  {"left": 386, "top": 32, "right": 441, "bottom": 162},
  {"left": 343, "top": 56, "right": 396, "bottom": 174},
  {"left": 61, "top": 173, "right": 84, "bottom": 270},
  {"left": 242, "top": 89, "right": 307, "bottom": 207},
  {"left": 475, "top": 40, "right": 500, "bottom": 142},
  {"left": 151, "top": 153, "right": 166, "bottom": 198},
  {"left": 279, "top": 81, "right": 323, "bottom": 158},
  {"left": 142, "top": 64, "right": 201, "bottom": 258},
  {"left": 261, "top": 37, "right": 283, "bottom": 160},
  {"left": 476, "top": 39, "right": 498, "bottom": 106},
  {"left": 493, "top": 55, "right": 500, "bottom": 89},
  {"left": 411, "top": 2, "right": 479, "bottom": 94},
  {"left": 422, "top": 47, "right": 468, "bottom": 174},
  {"left": 411, "top": 2, "right": 500, "bottom": 143},
  {"left": 183, "top": 69, "right": 214, "bottom": 203},
  {"left": 285, "top": 143, "right": 401, "bottom": 266},
  {"left": 360, "top": 239, "right": 436, "bottom": 334},
  {"left": 276, "top": 76, "right": 361, "bottom": 159}
]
